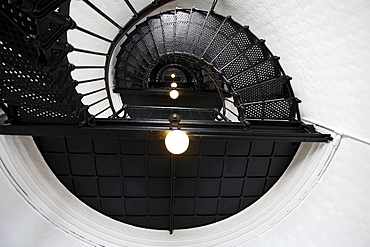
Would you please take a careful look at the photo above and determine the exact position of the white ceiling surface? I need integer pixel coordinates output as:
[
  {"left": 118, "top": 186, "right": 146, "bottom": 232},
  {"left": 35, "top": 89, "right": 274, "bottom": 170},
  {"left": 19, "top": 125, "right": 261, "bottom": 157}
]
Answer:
[{"left": 1, "top": 0, "right": 370, "bottom": 246}]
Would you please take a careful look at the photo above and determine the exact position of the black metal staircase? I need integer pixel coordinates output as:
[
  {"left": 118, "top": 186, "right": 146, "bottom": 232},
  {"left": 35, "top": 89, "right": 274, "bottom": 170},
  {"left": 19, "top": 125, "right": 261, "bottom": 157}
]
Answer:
[
  {"left": 0, "top": 0, "right": 332, "bottom": 234},
  {"left": 0, "top": 0, "right": 87, "bottom": 124},
  {"left": 114, "top": 8, "right": 299, "bottom": 122}
]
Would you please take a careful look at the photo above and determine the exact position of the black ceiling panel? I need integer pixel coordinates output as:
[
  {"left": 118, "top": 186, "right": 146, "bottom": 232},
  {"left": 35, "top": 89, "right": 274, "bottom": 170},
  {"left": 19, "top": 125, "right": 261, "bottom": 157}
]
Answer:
[{"left": 34, "top": 136, "right": 300, "bottom": 232}]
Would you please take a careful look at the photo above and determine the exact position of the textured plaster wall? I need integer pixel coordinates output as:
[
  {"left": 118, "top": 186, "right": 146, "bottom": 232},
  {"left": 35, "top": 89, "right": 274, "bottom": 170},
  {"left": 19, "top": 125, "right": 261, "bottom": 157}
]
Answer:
[
  {"left": 219, "top": 0, "right": 370, "bottom": 142},
  {"left": 245, "top": 137, "right": 370, "bottom": 247},
  {"left": 1, "top": 0, "right": 370, "bottom": 246},
  {"left": 0, "top": 167, "right": 90, "bottom": 247}
]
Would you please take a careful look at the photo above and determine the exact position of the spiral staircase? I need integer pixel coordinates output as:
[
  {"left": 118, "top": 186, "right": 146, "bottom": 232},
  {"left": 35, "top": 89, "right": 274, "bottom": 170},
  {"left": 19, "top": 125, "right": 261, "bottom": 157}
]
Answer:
[
  {"left": 115, "top": 8, "right": 297, "bottom": 122},
  {"left": 0, "top": 0, "right": 331, "bottom": 233}
]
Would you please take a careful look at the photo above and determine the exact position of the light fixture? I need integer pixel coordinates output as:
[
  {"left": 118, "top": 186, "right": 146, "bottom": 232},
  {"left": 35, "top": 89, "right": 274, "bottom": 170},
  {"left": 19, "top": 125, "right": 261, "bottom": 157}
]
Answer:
[
  {"left": 170, "top": 82, "right": 177, "bottom": 88},
  {"left": 170, "top": 73, "right": 176, "bottom": 78},
  {"left": 165, "top": 113, "right": 189, "bottom": 154},
  {"left": 169, "top": 89, "right": 179, "bottom": 99},
  {"left": 165, "top": 130, "right": 189, "bottom": 154}
]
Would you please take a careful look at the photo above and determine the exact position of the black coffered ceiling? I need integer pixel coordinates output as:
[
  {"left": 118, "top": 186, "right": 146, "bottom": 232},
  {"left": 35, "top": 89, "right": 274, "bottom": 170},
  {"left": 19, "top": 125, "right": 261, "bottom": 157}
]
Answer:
[{"left": 34, "top": 135, "right": 299, "bottom": 231}]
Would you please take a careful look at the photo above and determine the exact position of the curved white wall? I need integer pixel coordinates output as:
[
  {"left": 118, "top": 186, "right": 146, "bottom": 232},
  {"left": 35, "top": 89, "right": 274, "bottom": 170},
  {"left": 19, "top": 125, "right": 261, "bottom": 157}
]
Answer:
[{"left": 1, "top": 0, "right": 370, "bottom": 246}]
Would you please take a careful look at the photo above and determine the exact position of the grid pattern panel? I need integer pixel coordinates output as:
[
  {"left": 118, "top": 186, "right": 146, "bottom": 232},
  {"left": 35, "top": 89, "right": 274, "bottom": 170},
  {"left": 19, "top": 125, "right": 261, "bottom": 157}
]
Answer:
[
  {"left": 202, "top": 19, "right": 241, "bottom": 62},
  {"left": 131, "top": 31, "right": 153, "bottom": 65},
  {"left": 115, "top": 39, "right": 147, "bottom": 88},
  {"left": 237, "top": 76, "right": 288, "bottom": 103},
  {"left": 0, "top": 6, "right": 83, "bottom": 124},
  {"left": 18, "top": 105, "right": 80, "bottom": 123},
  {"left": 161, "top": 12, "right": 176, "bottom": 53},
  {"left": 182, "top": 10, "right": 206, "bottom": 54},
  {"left": 243, "top": 98, "right": 296, "bottom": 120},
  {"left": 120, "top": 38, "right": 148, "bottom": 71},
  {"left": 137, "top": 22, "right": 160, "bottom": 60},
  {"left": 174, "top": 10, "right": 191, "bottom": 53},
  {"left": 193, "top": 13, "right": 224, "bottom": 57},
  {"left": 148, "top": 17, "right": 166, "bottom": 56},
  {"left": 213, "top": 28, "right": 258, "bottom": 69},
  {"left": 0, "top": 1, "right": 38, "bottom": 42},
  {"left": 35, "top": 136, "right": 300, "bottom": 231},
  {"left": 229, "top": 57, "right": 281, "bottom": 90},
  {"left": 221, "top": 42, "right": 269, "bottom": 78}
]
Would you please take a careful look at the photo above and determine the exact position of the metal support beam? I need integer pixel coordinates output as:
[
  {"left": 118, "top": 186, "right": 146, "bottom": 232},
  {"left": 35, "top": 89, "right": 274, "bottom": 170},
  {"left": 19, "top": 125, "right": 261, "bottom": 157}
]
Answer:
[
  {"left": 169, "top": 154, "right": 175, "bottom": 234},
  {"left": 0, "top": 119, "right": 332, "bottom": 143}
]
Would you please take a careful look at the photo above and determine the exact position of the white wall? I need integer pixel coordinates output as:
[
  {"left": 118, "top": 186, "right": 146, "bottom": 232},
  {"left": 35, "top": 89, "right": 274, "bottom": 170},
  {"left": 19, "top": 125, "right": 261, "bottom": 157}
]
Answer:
[
  {"left": 245, "top": 137, "right": 370, "bottom": 247},
  {"left": 220, "top": 0, "right": 370, "bottom": 142},
  {"left": 1, "top": 0, "right": 370, "bottom": 246}
]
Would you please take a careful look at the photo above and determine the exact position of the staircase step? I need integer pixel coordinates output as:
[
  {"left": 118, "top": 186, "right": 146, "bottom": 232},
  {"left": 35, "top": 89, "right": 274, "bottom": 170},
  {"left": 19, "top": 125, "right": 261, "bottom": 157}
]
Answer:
[
  {"left": 202, "top": 18, "right": 242, "bottom": 62},
  {"left": 220, "top": 40, "right": 270, "bottom": 78},
  {"left": 137, "top": 22, "right": 160, "bottom": 61},
  {"left": 242, "top": 98, "right": 298, "bottom": 120},
  {"left": 122, "top": 32, "right": 151, "bottom": 68},
  {"left": 115, "top": 68, "right": 144, "bottom": 89},
  {"left": 227, "top": 56, "right": 282, "bottom": 90},
  {"left": 148, "top": 16, "right": 166, "bottom": 56},
  {"left": 174, "top": 9, "right": 192, "bottom": 54},
  {"left": 160, "top": 11, "right": 176, "bottom": 53},
  {"left": 212, "top": 26, "right": 259, "bottom": 69},
  {"left": 182, "top": 10, "right": 207, "bottom": 54},
  {"left": 193, "top": 11, "right": 225, "bottom": 57},
  {"left": 236, "top": 76, "right": 291, "bottom": 103},
  {"left": 129, "top": 30, "right": 153, "bottom": 65}
]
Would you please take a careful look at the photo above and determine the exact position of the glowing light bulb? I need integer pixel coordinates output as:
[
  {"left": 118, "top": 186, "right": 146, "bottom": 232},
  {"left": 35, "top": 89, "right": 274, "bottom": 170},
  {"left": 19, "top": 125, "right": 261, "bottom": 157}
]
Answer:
[
  {"left": 170, "top": 73, "right": 176, "bottom": 78},
  {"left": 171, "top": 82, "right": 178, "bottom": 88},
  {"left": 165, "top": 130, "right": 189, "bottom": 154},
  {"left": 169, "top": 89, "right": 179, "bottom": 99}
]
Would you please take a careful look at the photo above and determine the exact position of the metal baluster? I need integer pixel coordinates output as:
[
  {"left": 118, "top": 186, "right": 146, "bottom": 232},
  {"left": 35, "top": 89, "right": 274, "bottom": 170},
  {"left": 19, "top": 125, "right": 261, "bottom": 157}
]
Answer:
[
  {"left": 210, "top": 0, "right": 219, "bottom": 11},
  {"left": 82, "top": 87, "right": 107, "bottom": 97},
  {"left": 82, "top": 0, "right": 123, "bottom": 31},
  {"left": 75, "top": 26, "right": 114, "bottom": 43},
  {"left": 88, "top": 97, "right": 108, "bottom": 107},
  {"left": 73, "top": 48, "right": 109, "bottom": 56},
  {"left": 75, "top": 65, "right": 106, "bottom": 69},
  {"left": 78, "top": 77, "right": 105, "bottom": 84},
  {"left": 123, "top": 0, "right": 139, "bottom": 17},
  {"left": 94, "top": 106, "right": 111, "bottom": 117}
]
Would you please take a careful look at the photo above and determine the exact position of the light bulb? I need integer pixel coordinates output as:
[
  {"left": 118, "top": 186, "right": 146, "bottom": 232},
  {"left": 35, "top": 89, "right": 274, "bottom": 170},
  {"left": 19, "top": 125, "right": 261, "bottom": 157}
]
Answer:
[
  {"left": 165, "top": 130, "right": 189, "bottom": 154},
  {"left": 171, "top": 82, "right": 177, "bottom": 88},
  {"left": 169, "top": 89, "right": 179, "bottom": 99},
  {"left": 170, "top": 73, "right": 176, "bottom": 78}
]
